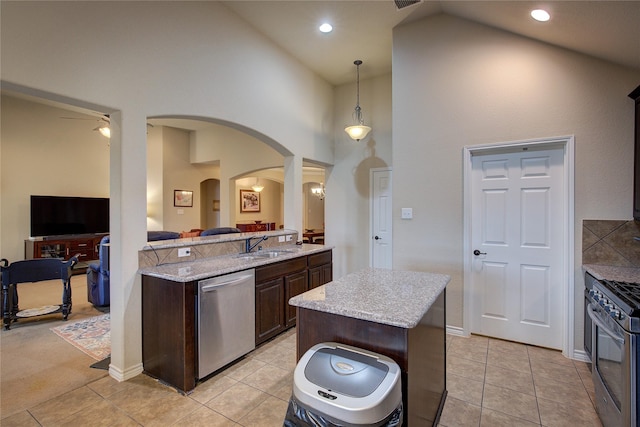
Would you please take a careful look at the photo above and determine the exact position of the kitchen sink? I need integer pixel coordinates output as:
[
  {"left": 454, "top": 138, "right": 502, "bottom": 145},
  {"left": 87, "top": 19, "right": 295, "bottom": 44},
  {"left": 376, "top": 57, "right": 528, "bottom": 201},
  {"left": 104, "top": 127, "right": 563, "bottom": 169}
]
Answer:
[
  {"left": 235, "top": 249, "right": 297, "bottom": 260},
  {"left": 235, "top": 255, "right": 258, "bottom": 261}
]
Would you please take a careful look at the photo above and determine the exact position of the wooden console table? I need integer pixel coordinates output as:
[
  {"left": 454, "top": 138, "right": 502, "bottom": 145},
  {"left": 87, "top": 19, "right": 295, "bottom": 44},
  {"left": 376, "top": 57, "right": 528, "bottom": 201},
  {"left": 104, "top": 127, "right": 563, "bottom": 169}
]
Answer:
[{"left": 236, "top": 222, "right": 275, "bottom": 232}]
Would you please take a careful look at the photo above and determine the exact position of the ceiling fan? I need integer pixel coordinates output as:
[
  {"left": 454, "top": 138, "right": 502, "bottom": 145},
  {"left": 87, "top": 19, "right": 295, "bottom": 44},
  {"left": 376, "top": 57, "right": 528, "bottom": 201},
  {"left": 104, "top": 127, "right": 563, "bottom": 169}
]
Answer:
[
  {"left": 59, "top": 114, "right": 111, "bottom": 137},
  {"left": 59, "top": 114, "right": 153, "bottom": 138}
]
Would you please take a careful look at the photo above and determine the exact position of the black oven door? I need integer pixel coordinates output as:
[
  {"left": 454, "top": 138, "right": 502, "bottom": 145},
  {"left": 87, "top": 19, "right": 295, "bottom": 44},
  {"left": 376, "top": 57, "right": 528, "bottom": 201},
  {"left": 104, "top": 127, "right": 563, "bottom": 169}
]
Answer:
[{"left": 588, "top": 303, "right": 636, "bottom": 427}]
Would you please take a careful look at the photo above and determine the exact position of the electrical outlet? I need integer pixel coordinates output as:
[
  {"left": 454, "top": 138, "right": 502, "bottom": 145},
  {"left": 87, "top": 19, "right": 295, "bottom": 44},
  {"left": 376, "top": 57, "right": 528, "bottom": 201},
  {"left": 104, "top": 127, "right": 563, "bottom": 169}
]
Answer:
[
  {"left": 286, "top": 235, "right": 293, "bottom": 241},
  {"left": 178, "top": 247, "right": 191, "bottom": 257},
  {"left": 401, "top": 208, "right": 413, "bottom": 219},
  {"left": 278, "top": 236, "right": 285, "bottom": 242}
]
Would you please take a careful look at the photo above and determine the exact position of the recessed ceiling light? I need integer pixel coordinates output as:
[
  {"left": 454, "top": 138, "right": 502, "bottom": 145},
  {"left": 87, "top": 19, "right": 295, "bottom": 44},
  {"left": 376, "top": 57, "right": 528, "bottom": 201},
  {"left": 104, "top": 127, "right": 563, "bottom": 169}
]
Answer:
[
  {"left": 319, "top": 23, "right": 333, "bottom": 33},
  {"left": 531, "top": 9, "right": 550, "bottom": 22}
]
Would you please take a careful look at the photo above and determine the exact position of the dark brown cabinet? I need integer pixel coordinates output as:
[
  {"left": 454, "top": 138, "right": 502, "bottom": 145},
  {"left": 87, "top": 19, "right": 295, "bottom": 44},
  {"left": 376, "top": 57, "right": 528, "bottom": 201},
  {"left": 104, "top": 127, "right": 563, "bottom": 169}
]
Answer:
[
  {"left": 142, "top": 249, "right": 332, "bottom": 392},
  {"left": 255, "top": 256, "right": 307, "bottom": 345},
  {"left": 142, "top": 275, "right": 197, "bottom": 392},
  {"left": 284, "top": 270, "right": 308, "bottom": 328},
  {"left": 25, "top": 234, "right": 104, "bottom": 266},
  {"left": 308, "top": 250, "right": 332, "bottom": 289},
  {"left": 254, "top": 250, "right": 333, "bottom": 344},
  {"left": 255, "top": 277, "right": 286, "bottom": 343}
]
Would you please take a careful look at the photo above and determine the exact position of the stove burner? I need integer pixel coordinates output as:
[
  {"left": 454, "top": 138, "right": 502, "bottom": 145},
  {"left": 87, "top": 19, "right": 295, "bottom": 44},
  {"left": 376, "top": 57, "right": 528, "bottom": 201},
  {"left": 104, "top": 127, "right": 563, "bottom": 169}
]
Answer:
[{"left": 601, "top": 279, "right": 640, "bottom": 317}]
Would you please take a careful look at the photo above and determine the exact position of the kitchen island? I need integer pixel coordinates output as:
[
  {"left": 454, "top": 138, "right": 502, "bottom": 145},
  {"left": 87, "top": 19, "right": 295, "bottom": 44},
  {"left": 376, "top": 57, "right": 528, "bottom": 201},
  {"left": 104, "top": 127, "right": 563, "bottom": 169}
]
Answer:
[{"left": 289, "top": 268, "right": 449, "bottom": 426}]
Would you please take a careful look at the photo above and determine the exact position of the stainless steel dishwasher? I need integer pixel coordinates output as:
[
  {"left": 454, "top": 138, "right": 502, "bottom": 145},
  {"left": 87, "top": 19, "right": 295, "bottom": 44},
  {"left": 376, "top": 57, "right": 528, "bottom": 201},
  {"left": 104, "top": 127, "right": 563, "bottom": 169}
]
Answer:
[{"left": 197, "top": 269, "right": 255, "bottom": 379}]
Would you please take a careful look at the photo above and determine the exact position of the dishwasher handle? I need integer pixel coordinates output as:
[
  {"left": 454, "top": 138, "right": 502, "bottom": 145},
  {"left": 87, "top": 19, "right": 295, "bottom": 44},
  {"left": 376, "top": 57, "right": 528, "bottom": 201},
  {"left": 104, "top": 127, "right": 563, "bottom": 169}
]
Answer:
[{"left": 200, "top": 273, "right": 254, "bottom": 293}]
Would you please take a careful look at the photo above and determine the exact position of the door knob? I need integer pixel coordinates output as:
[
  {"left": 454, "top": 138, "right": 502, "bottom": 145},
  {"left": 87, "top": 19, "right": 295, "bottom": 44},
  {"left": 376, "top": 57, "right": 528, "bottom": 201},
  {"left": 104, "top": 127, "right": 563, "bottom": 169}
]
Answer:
[
  {"left": 473, "top": 250, "right": 486, "bottom": 256},
  {"left": 374, "top": 236, "right": 381, "bottom": 240}
]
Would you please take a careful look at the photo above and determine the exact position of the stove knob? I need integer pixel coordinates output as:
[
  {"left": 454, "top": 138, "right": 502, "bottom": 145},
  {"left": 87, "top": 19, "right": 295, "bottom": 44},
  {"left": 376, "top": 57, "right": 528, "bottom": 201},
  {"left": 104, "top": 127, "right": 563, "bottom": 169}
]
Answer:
[
  {"left": 604, "top": 304, "right": 614, "bottom": 313},
  {"left": 610, "top": 309, "right": 621, "bottom": 320},
  {"left": 599, "top": 298, "right": 608, "bottom": 307}
]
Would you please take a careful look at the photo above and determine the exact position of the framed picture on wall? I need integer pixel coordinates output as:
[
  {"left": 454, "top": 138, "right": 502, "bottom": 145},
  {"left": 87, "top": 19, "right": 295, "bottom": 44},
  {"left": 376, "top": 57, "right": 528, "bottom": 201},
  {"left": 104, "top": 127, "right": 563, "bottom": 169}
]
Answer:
[
  {"left": 240, "top": 189, "right": 260, "bottom": 212},
  {"left": 174, "top": 190, "right": 193, "bottom": 207}
]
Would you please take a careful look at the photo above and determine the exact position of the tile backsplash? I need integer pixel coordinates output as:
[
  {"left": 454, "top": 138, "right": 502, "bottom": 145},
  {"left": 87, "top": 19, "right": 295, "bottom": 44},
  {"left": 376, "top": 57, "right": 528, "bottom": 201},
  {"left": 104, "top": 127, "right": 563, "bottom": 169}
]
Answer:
[{"left": 582, "top": 220, "right": 640, "bottom": 267}]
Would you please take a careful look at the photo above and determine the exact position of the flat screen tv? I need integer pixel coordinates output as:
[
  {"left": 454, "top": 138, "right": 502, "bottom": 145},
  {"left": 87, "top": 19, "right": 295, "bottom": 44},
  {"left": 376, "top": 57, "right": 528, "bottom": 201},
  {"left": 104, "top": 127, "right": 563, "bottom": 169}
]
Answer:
[{"left": 30, "top": 195, "right": 109, "bottom": 237}]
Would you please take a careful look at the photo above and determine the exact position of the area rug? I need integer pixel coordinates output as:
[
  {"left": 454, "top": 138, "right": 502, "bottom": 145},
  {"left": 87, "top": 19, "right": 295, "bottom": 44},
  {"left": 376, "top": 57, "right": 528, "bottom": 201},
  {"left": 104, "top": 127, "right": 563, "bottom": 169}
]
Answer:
[{"left": 51, "top": 313, "right": 110, "bottom": 361}]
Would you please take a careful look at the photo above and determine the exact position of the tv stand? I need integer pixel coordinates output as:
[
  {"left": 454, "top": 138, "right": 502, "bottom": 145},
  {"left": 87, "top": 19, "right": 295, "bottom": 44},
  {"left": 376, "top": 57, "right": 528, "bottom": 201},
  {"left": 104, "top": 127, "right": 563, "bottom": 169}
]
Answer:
[{"left": 25, "top": 234, "right": 106, "bottom": 271}]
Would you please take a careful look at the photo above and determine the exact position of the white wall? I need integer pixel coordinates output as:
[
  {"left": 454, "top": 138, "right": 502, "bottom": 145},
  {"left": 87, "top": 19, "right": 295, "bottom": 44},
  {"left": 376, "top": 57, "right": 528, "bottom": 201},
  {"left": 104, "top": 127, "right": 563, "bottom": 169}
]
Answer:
[
  {"left": 234, "top": 178, "right": 282, "bottom": 228},
  {"left": 160, "top": 127, "right": 217, "bottom": 233},
  {"left": 303, "top": 182, "right": 325, "bottom": 230},
  {"left": 328, "top": 73, "right": 393, "bottom": 277},
  {"left": 392, "top": 14, "right": 640, "bottom": 348},
  {"left": 0, "top": 96, "right": 110, "bottom": 262},
  {"left": 202, "top": 179, "right": 221, "bottom": 230},
  {"left": 146, "top": 125, "right": 164, "bottom": 231},
  {"left": 190, "top": 123, "right": 286, "bottom": 226},
  {"left": 0, "top": 1, "right": 334, "bottom": 379}
]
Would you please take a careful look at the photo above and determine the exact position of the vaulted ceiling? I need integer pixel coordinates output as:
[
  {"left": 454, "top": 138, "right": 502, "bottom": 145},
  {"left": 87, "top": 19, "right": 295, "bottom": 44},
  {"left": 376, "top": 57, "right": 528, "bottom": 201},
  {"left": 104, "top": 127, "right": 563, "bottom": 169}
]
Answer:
[{"left": 222, "top": 0, "right": 640, "bottom": 86}]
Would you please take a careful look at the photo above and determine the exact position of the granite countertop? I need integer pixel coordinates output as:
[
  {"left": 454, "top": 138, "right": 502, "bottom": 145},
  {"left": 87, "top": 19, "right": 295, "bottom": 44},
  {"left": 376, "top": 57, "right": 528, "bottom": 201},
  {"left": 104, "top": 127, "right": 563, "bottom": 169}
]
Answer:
[
  {"left": 289, "top": 267, "right": 450, "bottom": 329},
  {"left": 144, "top": 229, "right": 297, "bottom": 250},
  {"left": 583, "top": 264, "right": 640, "bottom": 283},
  {"left": 139, "top": 244, "right": 330, "bottom": 282}
]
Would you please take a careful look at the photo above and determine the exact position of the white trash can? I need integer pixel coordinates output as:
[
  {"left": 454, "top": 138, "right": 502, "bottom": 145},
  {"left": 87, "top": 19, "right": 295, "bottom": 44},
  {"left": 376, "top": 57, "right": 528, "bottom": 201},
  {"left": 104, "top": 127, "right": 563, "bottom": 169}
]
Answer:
[{"left": 284, "top": 342, "right": 402, "bottom": 427}]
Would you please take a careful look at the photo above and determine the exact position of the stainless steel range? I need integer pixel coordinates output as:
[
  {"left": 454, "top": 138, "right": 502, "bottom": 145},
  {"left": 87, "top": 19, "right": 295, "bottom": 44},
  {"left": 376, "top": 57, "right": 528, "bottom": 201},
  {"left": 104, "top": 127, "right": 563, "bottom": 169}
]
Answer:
[{"left": 586, "top": 272, "right": 640, "bottom": 427}]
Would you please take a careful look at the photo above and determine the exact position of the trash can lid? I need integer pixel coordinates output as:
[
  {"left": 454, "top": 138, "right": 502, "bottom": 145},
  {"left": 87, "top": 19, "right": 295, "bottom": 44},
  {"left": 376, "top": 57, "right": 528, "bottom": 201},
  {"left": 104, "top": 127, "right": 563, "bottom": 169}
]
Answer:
[{"left": 304, "top": 346, "right": 390, "bottom": 398}]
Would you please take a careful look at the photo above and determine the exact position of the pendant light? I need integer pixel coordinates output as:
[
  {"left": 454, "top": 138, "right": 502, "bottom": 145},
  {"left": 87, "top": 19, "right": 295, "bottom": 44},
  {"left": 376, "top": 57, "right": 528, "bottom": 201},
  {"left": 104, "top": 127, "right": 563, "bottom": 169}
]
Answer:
[
  {"left": 311, "top": 183, "right": 325, "bottom": 200},
  {"left": 251, "top": 178, "right": 264, "bottom": 192},
  {"left": 344, "top": 60, "right": 371, "bottom": 141}
]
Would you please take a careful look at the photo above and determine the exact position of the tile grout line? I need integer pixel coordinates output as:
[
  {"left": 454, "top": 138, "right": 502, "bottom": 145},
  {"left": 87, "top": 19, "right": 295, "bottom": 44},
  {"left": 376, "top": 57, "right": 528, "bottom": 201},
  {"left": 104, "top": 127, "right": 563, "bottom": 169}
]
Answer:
[{"left": 526, "top": 345, "right": 544, "bottom": 426}]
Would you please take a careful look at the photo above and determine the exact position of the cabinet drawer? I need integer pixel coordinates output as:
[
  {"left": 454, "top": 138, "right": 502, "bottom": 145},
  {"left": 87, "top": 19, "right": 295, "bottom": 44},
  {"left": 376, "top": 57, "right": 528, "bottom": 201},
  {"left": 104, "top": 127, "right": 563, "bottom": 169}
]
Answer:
[
  {"left": 68, "top": 239, "right": 95, "bottom": 259},
  {"left": 72, "top": 249, "right": 95, "bottom": 260},
  {"left": 256, "top": 257, "right": 307, "bottom": 283},
  {"left": 69, "top": 239, "right": 93, "bottom": 250},
  {"left": 308, "top": 250, "right": 332, "bottom": 268}
]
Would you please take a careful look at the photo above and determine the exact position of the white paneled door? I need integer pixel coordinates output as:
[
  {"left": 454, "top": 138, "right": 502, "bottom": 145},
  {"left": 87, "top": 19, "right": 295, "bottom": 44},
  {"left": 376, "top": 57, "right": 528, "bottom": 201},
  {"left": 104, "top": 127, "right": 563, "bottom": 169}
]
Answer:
[
  {"left": 371, "top": 168, "right": 392, "bottom": 269},
  {"left": 470, "top": 147, "right": 564, "bottom": 349}
]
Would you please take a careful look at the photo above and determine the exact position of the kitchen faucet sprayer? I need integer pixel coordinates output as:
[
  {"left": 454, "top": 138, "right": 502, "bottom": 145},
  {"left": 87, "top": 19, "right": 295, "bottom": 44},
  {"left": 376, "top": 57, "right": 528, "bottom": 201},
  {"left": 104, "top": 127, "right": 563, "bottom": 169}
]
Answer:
[{"left": 245, "top": 236, "right": 268, "bottom": 253}]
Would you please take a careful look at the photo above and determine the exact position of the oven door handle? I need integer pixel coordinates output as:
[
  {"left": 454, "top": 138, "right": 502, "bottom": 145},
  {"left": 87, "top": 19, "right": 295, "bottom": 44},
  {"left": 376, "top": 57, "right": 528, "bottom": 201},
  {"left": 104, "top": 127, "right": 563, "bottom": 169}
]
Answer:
[{"left": 587, "top": 303, "right": 625, "bottom": 345}]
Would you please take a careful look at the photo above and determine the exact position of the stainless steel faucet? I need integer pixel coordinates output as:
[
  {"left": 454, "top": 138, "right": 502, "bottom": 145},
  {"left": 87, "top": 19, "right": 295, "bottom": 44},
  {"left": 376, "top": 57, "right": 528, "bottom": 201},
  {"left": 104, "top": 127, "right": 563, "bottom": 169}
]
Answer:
[{"left": 245, "top": 235, "right": 268, "bottom": 253}]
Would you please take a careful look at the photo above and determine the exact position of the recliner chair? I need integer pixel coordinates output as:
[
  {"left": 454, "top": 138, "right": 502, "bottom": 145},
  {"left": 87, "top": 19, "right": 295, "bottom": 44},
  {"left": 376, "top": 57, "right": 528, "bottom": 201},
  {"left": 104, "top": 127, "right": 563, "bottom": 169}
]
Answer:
[
  {"left": 87, "top": 231, "right": 180, "bottom": 307},
  {"left": 87, "top": 235, "right": 111, "bottom": 307}
]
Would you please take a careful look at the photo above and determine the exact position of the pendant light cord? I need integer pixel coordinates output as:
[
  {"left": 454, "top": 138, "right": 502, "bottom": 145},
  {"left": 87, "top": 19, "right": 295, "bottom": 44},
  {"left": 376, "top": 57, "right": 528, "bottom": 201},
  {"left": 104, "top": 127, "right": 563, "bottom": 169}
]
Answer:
[{"left": 354, "top": 59, "right": 363, "bottom": 124}]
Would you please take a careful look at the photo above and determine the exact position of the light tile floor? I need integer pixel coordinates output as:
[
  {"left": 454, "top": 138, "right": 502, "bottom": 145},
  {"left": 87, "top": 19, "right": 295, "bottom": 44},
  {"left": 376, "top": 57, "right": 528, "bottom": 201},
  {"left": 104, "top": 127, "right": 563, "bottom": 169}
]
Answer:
[
  {"left": 2, "top": 329, "right": 601, "bottom": 426},
  {"left": 440, "top": 334, "right": 602, "bottom": 427}
]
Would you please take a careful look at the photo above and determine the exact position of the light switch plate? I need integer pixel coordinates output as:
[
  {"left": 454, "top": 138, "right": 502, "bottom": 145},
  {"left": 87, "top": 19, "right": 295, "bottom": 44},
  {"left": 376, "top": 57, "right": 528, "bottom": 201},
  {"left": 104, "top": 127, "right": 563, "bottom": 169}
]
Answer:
[
  {"left": 401, "top": 208, "right": 413, "bottom": 219},
  {"left": 178, "top": 247, "right": 191, "bottom": 257}
]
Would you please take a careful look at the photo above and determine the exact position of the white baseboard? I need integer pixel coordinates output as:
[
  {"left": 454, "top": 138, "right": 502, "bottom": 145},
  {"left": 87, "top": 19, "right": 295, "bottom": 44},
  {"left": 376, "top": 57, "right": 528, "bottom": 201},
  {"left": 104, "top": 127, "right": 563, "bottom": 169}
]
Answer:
[
  {"left": 446, "top": 325, "right": 467, "bottom": 337},
  {"left": 109, "top": 362, "right": 144, "bottom": 382},
  {"left": 572, "top": 348, "right": 591, "bottom": 363}
]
